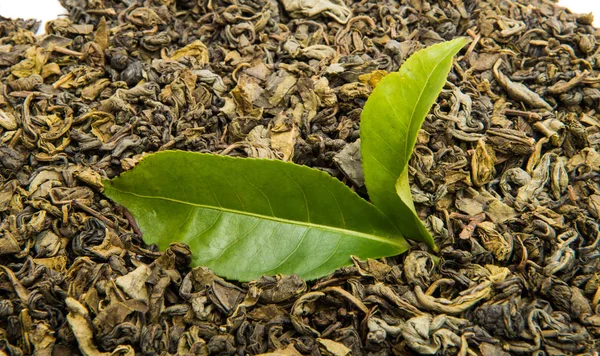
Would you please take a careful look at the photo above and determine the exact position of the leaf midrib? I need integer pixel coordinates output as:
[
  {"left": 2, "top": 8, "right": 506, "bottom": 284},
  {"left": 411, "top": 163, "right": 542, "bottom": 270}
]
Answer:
[{"left": 106, "top": 186, "right": 406, "bottom": 248}]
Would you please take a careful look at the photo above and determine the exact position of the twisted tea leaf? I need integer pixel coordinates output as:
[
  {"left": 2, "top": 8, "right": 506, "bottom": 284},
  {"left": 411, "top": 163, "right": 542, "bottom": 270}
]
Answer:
[
  {"left": 361, "top": 37, "right": 470, "bottom": 249},
  {"left": 103, "top": 151, "right": 409, "bottom": 281}
]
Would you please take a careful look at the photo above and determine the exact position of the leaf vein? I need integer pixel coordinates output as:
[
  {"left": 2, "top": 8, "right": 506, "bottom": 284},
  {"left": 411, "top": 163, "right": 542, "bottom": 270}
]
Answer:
[
  {"left": 265, "top": 227, "right": 310, "bottom": 274},
  {"left": 300, "top": 234, "right": 344, "bottom": 277},
  {"left": 106, "top": 187, "right": 406, "bottom": 248},
  {"left": 203, "top": 218, "right": 261, "bottom": 263},
  {"left": 221, "top": 174, "right": 245, "bottom": 211},
  {"left": 185, "top": 210, "right": 223, "bottom": 244},
  {"left": 370, "top": 128, "right": 403, "bottom": 158},
  {"left": 244, "top": 223, "right": 279, "bottom": 261},
  {"left": 241, "top": 171, "right": 276, "bottom": 216},
  {"left": 160, "top": 164, "right": 194, "bottom": 231},
  {"left": 282, "top": 170, "right": 310, "bottom": 223},
  {"left": 329, "top": 190, "right": 346, "bottom": 229},
  {"left": 369, "top": 154, "right": 398, "bottom": 181}
]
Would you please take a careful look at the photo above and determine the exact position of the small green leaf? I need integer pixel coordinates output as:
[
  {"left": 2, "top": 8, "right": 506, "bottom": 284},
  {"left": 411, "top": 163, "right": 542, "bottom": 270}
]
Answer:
[
  {"left": 361, "top": 38, "right": 470, "bottom": 249},
  {"left": 103, "top": 151, "right": 409, "bottom": 281}
]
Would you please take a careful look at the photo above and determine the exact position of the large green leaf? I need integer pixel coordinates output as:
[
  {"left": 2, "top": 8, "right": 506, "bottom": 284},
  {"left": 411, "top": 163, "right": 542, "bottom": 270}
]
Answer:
[
  {"left": 103, "top": 151, "right": 409, "bottom": 281},
  {"left": 360, "top": 38, "right": 470, "bottom": 249}
]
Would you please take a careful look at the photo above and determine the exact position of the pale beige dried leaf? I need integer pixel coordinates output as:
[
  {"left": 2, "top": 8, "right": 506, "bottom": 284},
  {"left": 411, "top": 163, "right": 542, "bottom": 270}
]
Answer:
[
  {"left": 170, "top": 40, "right": 209, "bottom": 64},
  {"left": 317, "top": 338, "right": 352, "bottom": 356},
  {"left": 93, "top": 17, "right": 109, "bottom": 51},
  {"left": 115, "top": 264, "right": 152, "bottom": 301}
]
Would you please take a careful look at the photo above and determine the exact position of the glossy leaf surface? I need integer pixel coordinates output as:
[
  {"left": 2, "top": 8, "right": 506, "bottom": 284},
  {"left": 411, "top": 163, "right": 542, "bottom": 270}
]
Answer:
[
  {"left": 360, "top": 38, "right": 470, "bottom": 249},
  {"left": 103, "top": 151, "right": 409, "bottom": 281}
]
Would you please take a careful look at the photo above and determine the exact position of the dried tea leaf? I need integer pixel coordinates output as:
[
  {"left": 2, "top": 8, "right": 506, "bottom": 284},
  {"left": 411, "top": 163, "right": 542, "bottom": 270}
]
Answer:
[
  {"left": 93, "top": 17, "right": 109, "bottom": 51},
  {"left": 29, "top": 322, "right": 56, "bottom": 355},
  {"left": 66, "top": 297, "right": 135, "bottom": 356},
  {"left": 358, "top": 70, "right": 388, "bottom": 88},
  {"left": 269, "top": 114, "right": 297, "bottom": 162},
  {"left": 0, "top": 232, "right": 20, "bottom": 256},
  {"left": 0, "top": 110, "right": 18, "bottom": 130},
  {"left": 455, "top": 197, "right": 484, "bottom": 216},
  {"left": 169, "top": 40, "right": 209, "bottom": 64},
  {"left": 317, "top": 338, "right": 351, "bottom": 356},
  {"left": 477, "top": 222, "right": 511, "bottom": 261},
  {"left": 257, "top": 343, "right": 302, "bottom": 356},
  {"left": 333, "top": 140, "right": 364, "bottom": 187},
  {"left": 472, "top": 139, "right": 496, "bottom": 187},
  {"left": 493, "top": 59, "right": 552, "bottom": 110},
  {"left": 533, "top": 118, "right": 565, "bottom": 146},
  {"left": 280, "top": 0, "right": 352, "bottom": 24},
  {"left": 566, "top": 148, "right": 600, "bottom": 172},
  {"left": 103, "top": 151, "right": 409, "bottom": 281},
  {"left": 485, "top": 199, "right": 518, "bottom": 223},
  {"left": 10, "top": 47, "right": 48, "bottom": 78},
  {"left": 400, "top": 314, "right": 468, "bottom": 354},
  {"left": 361, "top": 38, "right": 470, "bottom": 249},
  {"left": 115, "top": 264, "right": 151, "bottom": 301}
]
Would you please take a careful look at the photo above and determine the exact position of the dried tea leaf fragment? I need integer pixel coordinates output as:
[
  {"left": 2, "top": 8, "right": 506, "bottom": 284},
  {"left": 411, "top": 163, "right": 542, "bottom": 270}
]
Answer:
[
  {"left": 0, "top": 232, "right": 20, "bottom": 256},
  {"left": 29, "top": 322, "right": 56, "bottom": 355},
  {"left": 333, "top": 140, "right": 364, "bottom": 187},
  {"left": 280, "top": 0, "right": 352, "bottom": 24},
  {"left": 257, "top": 343, "right": 303, "bottom": 356},
  {"left": 403, "top": 250, "right": 435, "bottom": 289},
  {"left": 66, "top": 298, "right": 135, "bottom": 356},
  {"left": 533, "top": 118, "right": 565, "bottom": 146},
  {"left": 477, "top": 221, "right": 511, "bottom": 261},
  {"left": 169, "top": 40, "right": 209, "bottom": 65},
  {"left": 316, "top": 338, "right": 351, "bottom": 356},
  {"left": 115, "top": 264, "right": 152, "bottom": 302},
  {"left": 10, "top": 47, "right": 48, "bottom": 78},
  {"left": 400, "top": 314, "right": 468, "bottom": 355},
  {"left": 493, "top": 59, "right": 552, "bottom": 110},
  {"left": 485, "top": 198, "right": 518, "bottom": 223},
  {"left": 588, "top": 194, "right": 600, "bottom": 218},
  {"left": 269, "top": 113, "right": 297, "bottom": 162},
  {"left": 93, "top": 17, "right": 109, "bottom": 51},
  {"left": 256, "top": 274, "right": 307, "bottom": 304},
  {"left": 471, "top": 139, "right": 496, "bottom": 187},
  {"left": 127, "top": 7, "right": 165, "bottom": 27},
  {"left": 0, "top": 109, "right": 18, "bottom": 130},
  {"left": 566, "top": 148, "right": 600, "bottom": 172}
]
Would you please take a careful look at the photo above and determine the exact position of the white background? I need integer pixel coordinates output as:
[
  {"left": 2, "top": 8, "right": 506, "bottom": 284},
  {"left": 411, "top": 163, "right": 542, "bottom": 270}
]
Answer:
[{"left": 0, "top": 0, "right": 599, "bottom": 33}]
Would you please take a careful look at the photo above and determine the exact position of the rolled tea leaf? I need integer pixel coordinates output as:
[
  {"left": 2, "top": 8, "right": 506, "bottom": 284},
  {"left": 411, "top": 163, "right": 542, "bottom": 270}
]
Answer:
[
  {"left": 361, "top": 38, "right": 470, "bottom": 249},
  {"left": 103, "top": 151, "right": 409, "bottom": 281}
]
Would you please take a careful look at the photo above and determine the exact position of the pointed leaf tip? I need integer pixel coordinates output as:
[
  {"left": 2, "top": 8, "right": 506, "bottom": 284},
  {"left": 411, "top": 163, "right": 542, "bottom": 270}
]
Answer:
[{"left": 361, "top": 38, "right": 469, "bottom": 249}]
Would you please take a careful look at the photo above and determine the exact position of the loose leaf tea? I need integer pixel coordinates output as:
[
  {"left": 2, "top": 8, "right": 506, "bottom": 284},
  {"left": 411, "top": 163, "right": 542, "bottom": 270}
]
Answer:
[
  {"left": 361, "top": 37, "right": 470, "bottom": 249},
  {"left": 103, "top": 151, "right": 409, "bottom": 281},
  {"left": 2, "top": 0, "right": 600, "bottom": 354}
]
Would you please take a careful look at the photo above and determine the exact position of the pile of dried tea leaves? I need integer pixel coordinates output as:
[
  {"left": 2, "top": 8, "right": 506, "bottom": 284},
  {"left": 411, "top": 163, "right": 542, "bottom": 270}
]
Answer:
[{"left": 1, "top": 0, "right": 600, "bottom": 354}]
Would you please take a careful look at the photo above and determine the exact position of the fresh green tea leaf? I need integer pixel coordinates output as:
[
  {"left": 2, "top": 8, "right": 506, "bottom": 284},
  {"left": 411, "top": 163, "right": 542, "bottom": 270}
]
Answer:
[
  {"left": 360, "top": 38, "right": 470, "bottom": 249},
  {"left": 103, "top": 151, "right": 409, "bottom": 281}
]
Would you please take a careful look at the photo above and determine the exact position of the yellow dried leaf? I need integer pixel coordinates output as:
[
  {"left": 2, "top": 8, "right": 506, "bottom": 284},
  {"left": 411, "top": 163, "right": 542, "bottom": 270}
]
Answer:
[
  {"left": 82, "top": 78, "right": 111, "bottom": 101},
  {"left": 10, "top": 47, "right": 49, "bottom": 78},
  {"left": 358, "top": 69, "right": 388, "bottom": 88},
  {"left": 270, "top": 124, "right": 297, "bottom": 162},
  {"left": 170, "top": 40, "right": 209, "bottom": 64},
  {"left": 472, "top": 139, "right": 496, "bottom": 187},
  {"left": 93, "top": 17, "right": 109, "bottom": 51},
  {"left": 41, "top": 63, "right": 61, "bottom": 79}
]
